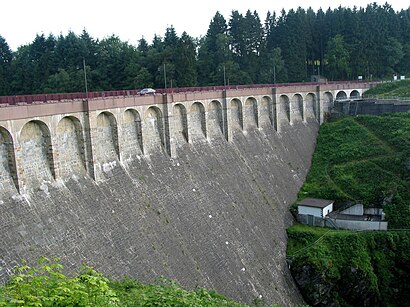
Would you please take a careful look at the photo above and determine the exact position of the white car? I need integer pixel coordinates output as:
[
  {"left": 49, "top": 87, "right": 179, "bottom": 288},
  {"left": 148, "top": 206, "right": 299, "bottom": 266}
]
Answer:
[{"left": 138, "top": 88, "right": 156, "bottom": 95}]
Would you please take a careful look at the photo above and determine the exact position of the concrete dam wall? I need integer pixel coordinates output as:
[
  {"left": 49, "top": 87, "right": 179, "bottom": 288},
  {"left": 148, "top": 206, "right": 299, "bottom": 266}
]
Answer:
[
  {"left": 0, "top": 118, "right": 319, "bottom": 305},
  {"left": 2, "top": 83, "right": 368, "bottom": 304}
]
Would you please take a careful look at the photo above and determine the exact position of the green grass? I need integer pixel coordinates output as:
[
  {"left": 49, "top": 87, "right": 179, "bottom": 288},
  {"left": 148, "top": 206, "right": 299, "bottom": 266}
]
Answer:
[
  {"left": 298, "top": 112, "right": 410, "bottom": 227},
  {"left": 364, "top": 80, "right": 410, "bottom": 99}
]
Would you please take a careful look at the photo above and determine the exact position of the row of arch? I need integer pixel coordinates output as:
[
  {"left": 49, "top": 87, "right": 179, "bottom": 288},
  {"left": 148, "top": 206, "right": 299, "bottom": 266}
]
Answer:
[{"left": 0, "top": 90, "right": 348, "bottom": 191}]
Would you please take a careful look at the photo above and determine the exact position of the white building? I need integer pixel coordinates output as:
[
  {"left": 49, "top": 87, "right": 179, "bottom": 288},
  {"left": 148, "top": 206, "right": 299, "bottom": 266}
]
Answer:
[{"left": 297, "top": 198, "right": 334, "bottom": 218}]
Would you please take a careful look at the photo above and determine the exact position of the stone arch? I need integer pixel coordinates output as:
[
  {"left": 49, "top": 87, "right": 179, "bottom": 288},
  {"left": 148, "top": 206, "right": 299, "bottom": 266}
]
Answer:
[
  {"left": 244, "top": 97, "right": 258, "bottom": 130},
  {"left": 350, "top": 90, "right": 360, "bottom": 99},
  {"left": 259, "top": 96, "right": 273, "bottom": 127},
  {"left": 336, "top": 91, "right": 348, "bottom": 100},
  {"left": 123, "top": 109, "right": 144, "bottom": 156},
  {"left": 291, "top": 94, "right": 304, "bottom": 123},
  {"left": 305, "top": 93, "right": 317, "bottom": 120},
  {"left": 0, "top": 126, "right": 19, "bottom": 191},
  {"left": 207, "top": 100, "right": 223, "bottom": 138},
  {"left": 230, "top": 98, "right": 243, "bottom": 131},
  {"left": 189, "top": 101, "right": 207, "bottom": 141},
  {"left": 279, "top": 95, "right": 290, "bottom": 123},
  {"left": 56, "top": 116, "right": 86, "bottom": 176},
  {"left": 20, "top": 120, "right": 56, "bottom": 185},
  {"left": 96, "top": 111, "right": 120, "bottom": 162},
  {"left": 173, "top": 104, "right": 188, "bottom": 143},
  {"left": 323, "top": 92, "right": 333, "bottom": 121},
  {"left": 144, "top": 106, "right": 165, "bottom": 152}
]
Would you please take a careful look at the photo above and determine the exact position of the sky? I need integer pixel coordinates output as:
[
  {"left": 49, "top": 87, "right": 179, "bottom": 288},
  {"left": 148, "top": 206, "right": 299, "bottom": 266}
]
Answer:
[{"left": 1, "top": 0, "right": 409, "bottom": 51}]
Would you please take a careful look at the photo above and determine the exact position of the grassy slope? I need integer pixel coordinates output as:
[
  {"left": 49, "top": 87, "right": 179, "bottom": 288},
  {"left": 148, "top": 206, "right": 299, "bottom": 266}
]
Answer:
[
  {"left": 288, "top": 111, "right": 410, "bottom": 306},
  {"left": 297, "top": 112, "right": 410, "bottom": 228},
  {"left": 364, "top": 79, "right": 410, "bottom": 99}
]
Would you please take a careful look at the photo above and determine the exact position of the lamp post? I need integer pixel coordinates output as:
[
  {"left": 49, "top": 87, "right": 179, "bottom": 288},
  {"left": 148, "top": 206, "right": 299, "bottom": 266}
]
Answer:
[
  {"left": 164, "top": 63, "right": 167, "bottom": 89},
  {"left": 223, "top": 63, "right": 226, "bottom": 88},
  {"left": 273, "top": 65, "right": 276, "bottom": 84},
  {"left": 83, "top": 59, "right": 88, "bottom": 99}
]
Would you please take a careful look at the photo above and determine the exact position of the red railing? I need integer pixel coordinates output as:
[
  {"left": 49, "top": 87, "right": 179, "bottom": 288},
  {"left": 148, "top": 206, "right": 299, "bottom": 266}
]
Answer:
[{"left": 0, "top": 80, "right": 370, "bottom": 106}]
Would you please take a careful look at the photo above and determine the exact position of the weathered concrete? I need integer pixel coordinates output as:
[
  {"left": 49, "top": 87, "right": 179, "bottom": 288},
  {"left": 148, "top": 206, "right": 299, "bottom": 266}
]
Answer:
[
  {"left": 0, "top": 119, "right": 318, "bottom": 305},
  {"left": 1, "top": 83, "right": 372, "bottom": 304}
]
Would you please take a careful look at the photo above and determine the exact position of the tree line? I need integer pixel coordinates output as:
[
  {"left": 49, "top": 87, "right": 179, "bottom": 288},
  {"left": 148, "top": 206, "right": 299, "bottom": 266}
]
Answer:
[{"left": 0, "top": 2, "right": 409, "bottom": 96}]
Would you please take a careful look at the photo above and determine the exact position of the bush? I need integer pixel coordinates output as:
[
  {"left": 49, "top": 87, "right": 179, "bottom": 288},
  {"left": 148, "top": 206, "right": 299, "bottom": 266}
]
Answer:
[
  {"left": 0, "top": 257, "right": 118, "bottom": 306},
  {"left": 0, "top": 258, "right": 247, "bottom": 307}
]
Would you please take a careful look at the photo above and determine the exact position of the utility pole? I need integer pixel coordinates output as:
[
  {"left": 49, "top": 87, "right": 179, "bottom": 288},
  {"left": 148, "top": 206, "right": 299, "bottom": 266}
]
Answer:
[
  {"left": 273, "top": 65, "right": 276, "bottom": 84},
  {"left": 164, "top": 63, "right": 167, "bottom": 89},
  {"left": 223, "top": 63, "right": 226, "bottom": 88},
  {"left": 83, "top": 59, "right": 88, "bottom": 99}
]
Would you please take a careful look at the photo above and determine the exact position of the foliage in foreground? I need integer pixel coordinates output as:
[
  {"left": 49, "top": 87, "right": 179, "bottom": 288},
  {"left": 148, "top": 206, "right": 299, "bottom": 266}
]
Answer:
[
  {"left": 298, "top": 112, "right": 410, "bottom": 228},
  {"left": 0, "top": 257, "right": 245, "bottom": 306},
  {"left": 287, "top": 225, "right": 410, "bottom": 306}
]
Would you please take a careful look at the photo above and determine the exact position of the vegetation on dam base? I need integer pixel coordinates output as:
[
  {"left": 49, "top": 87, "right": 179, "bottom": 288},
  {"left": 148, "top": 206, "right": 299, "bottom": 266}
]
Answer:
[
  {"left": 0, "top": 257, "right": 248, "bottom": 307},
  {"left": 297, "top": 111, "right": 410, "bottom": 229},
  {"left": 289, "top": 109, "right": 410, "bottom": 306},
  {"left": 287, "top": 225, "right": 410, "bottom": 306}
]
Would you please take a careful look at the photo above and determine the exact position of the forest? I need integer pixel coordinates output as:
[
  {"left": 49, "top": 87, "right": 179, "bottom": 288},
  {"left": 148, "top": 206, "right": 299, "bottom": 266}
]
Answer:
[{"left": 0, "top": 2, "right": 409, "bottom": 96}]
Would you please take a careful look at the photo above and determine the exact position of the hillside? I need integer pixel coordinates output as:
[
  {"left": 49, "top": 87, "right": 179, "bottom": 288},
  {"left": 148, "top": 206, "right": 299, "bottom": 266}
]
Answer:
[
  {"left": 298, "top": 112, "right": 410, "bottom": 228},
  {"left": 287, "top": 225, "right": 410, "bottom": 306},
  {"left": 364, "top": 80, "right": 410, "bottom": 99},
  {"left": 288, "top": 112, "right": 410, "bottom": 306}
]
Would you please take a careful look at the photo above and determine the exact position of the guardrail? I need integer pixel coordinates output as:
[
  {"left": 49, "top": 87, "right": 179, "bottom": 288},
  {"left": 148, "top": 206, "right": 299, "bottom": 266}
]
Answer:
[{"left": 0, "top": 80, "right": 373, "bottom": 106}]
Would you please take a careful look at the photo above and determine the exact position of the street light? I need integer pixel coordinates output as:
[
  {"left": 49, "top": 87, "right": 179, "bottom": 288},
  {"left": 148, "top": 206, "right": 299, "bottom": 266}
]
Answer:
[
  {"left": 223, "top": 63, "right": 226, "bottom": 88},
  {"left": 164, "top": 63, "right": 167, "bottom": 89},
  {"left": 83, "top": 59, "right": 88, "bottom": 99},
  {"left": 273, "top": 65, "right": 276, "bottom": 84}
]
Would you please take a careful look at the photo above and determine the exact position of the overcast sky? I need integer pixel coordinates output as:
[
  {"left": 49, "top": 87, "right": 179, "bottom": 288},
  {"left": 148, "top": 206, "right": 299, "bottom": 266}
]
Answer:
[{"left": 1, "top": 0, "right": 408, "bottom": 51}]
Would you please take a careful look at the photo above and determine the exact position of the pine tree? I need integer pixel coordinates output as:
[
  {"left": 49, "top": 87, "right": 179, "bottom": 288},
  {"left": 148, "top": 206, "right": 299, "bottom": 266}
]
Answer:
[{"left": 0, "top": 35, "right": 13, "bottom": 95}]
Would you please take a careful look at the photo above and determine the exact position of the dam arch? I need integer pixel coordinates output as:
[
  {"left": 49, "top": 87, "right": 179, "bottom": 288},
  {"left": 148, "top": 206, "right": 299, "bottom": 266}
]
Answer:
[
  {"left": 230, "top": 98, "right": 243, "bottom": 133},
  {"left": 189, "top": 102, "right": 207, "bottom": 141},
  {"left": 291, "top": 94, "right": 304, "bottom": 123},
  {"left": 19, "top": 120, "right": 56, "bottom": 186},
  {"left": 322, "top": 92, "right": 333, "bottom": 122},
  {"left": 173, "top": 103, "right": 189, "bottom": 143},
  {"left": 244, "top": 97, "right": 258, "bottom": 130},
  {"left": 259, "top": 96, "right": 274, "bottom": 128},
  {"left": 122, "top": 109, "right": 144, "bottom": 157},
  {"left": 279, "top": 95, "right": 290, "bottom": 126},
  {"left": 336, "top": 91, "right": 347, "bottom": 100},
  {"left": 305, "top": 93, "right": 317, "bottom": 121},
  {"left": 144, "top": 106, "right": 165, "bottom": 153},
  {"left": 56, "top": 116, "right": 86, "bottom": 177},
  {"left": 95, "top": 111, "right": 120, "bottom": 164},
  {"left": 0, "top": 126, "right": 19, "bottom": 191},
  {"left": 350, "top": 90, "right": 360, "bottom": 99},
  {"left": 207, "top": 100, "right": 223, "bottom": 138}
]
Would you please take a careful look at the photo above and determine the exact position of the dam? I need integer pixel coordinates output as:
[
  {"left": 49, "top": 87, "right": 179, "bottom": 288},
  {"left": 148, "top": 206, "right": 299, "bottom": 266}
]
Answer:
[{"left": 0, "top": 82, "right": 372, "bottom": 305}]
